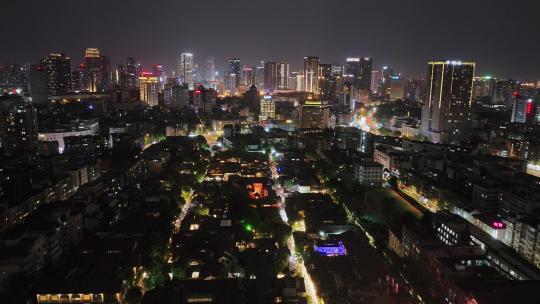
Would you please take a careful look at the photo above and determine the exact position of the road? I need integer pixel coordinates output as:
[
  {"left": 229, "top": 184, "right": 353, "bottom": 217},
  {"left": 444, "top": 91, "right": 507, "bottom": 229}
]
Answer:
[{"left": 269, "top": 155, "right": 323, "bottom": 304}]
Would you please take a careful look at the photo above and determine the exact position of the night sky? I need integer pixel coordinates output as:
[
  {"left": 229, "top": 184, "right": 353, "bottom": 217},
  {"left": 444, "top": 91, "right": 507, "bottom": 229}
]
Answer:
[{"left": 2, "top": 0, "right": 539, "bottom": 79}]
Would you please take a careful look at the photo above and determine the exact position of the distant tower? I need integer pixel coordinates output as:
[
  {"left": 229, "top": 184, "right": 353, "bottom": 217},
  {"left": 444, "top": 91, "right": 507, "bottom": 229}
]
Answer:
[
  {"left": 84, "top": 48, "right": 100, "bottom": 92},
  {"left": 139, "top": 72, "right": 159, "bottom": 107},
  {"left": 205, "top": 56, "right": 215, "bottom": 82},
  {"left": 303, "top": 56, "right": 320, "bottom": 93},
  {"left": 227, "top": 58, "right": 241, "bottom": 88},
  {"left": 42, "top": 53, "right": 71, "bottom": 96},
  {"left": 276, "top": 62, "right": 289, "bottom": 90},
  {"left": 264, "top": 62, "right": 277, "bottom": 91},
  {"left": 178, "top": 52, "right": 194, "bottom": 88},
  {"left": 359, "top": 57, "right": 372, "bottom": 91}
]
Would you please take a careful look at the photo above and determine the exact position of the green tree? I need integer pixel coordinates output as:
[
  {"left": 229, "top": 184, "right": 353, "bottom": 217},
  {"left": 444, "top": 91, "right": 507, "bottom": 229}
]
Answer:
[{"left": 124, "top": 286, "right": 143, "bottom": 304}]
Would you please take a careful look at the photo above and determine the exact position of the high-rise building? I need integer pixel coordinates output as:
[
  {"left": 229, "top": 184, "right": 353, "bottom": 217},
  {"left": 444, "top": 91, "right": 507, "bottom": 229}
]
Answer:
[
  {"left": 319, "top": 64, "right": 338, "bottom": 101},
  {"left": 493, "top": 79, "right": 520, "bottom": 107},
  {"left": 338, "top": 82, "right": 354, "bottom": 113},
  {"left": 264, "top": 62, "right": 277, "bottom": 91},
  {"left": 152, "top": 64, "right": 165, "bottom": 92},
  {"left": 254, "top": 61, "right": 265, "bottom": 89},
  {"left": 344, "top": 58, "right": 360, "bottom": 83},
  {"left": 389, "top": 76, "right": 405, "bottom": 101},
  {"left": 224, "top": 74, "right": 238, "bottom": 94},
  {"left": 420, "top": 60, "right": 475, "bottom": 144},
  {"left": 298, "top": 100, "right": 331, "bottom": 129},
  {"left": 303, "top": 56, "right": 320, "bottom": 93},
  {"left": 28, "top": 63, "right": 49, "bottom": 103},
  {"left": 42, "top": 53, "right": 71, "bottom": 96},
  {"left": 0, "top": 101, "right": 38, "bottom": 154},
  {"left": 472, "top": 76, "right": 497, "bottom": 101},
  {"left": 241, "top": 66, "right": 254, "bottom": 87},
  {"left": 370, "top": 70, "right": 381, "bottom": 93},
  {"left": 243, "top": 84, "right": 259, "bottom": 112},
  {"left": 164, "top": 82, "right": 189, "bottom": 110},
  {"left": 227, "top": 58, "right": 241, "bottom": 88},
  {"left": 178, "top": 52, "right": 194, "bottom": 88},
  {"left": 84, "top": 48, "right": 101, "bottom": 92},
  {"left": 139, "top": 72, "right": 159, "bottom": 107},
  {"left": 205, "top": 56, "right": 215, "bottom": 82},
  {"left": 259, "top": 95, "right": 276, "bottom": 121},
  {"left": 511, "top": 96, "right": 537, "bottom": 124},
  {"left": 276, "top": 61, "right": 289, "bottom": 90},
  {"left": 359, "top": 57, "right": 373, "bottom": 91},
  {"left": 126, "top": 57, "right": 139, "bottom": 90}
]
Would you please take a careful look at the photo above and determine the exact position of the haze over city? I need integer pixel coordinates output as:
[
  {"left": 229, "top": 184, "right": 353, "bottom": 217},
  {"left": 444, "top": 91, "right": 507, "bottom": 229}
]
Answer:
[{"left": 1, "top": 1, "right": 540, "bottom": 304}]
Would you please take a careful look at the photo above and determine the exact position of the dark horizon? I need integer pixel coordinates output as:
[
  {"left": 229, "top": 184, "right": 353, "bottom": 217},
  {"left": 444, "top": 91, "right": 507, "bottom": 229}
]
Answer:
[{"left": 1, "top": 0, "right": 540, "bottom": 79}]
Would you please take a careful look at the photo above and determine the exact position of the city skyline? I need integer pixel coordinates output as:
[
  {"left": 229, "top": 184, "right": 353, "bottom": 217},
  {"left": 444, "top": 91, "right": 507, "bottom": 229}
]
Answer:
[{"left": 2, "top": 0, "right": 540, "bottom": 79}]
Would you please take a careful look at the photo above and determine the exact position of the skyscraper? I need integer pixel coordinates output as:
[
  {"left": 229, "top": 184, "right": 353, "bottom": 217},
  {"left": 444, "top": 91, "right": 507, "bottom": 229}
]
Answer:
[
  {"left": 227, "top": 58, "right": 241, "bottom": 88},
  {"left": 42, "top": 53, "right": 71, "bottom": 96},
  {"left": 139, "top": 72, "right": 159, "bottom": 107},
  {"left": 303, "top": 56, "right": 320, "bottom": 93},
  {"left": 420, "top": 60, "right": 475, "bottom": 144},
  {"left": 264, "top": 62, "right": 277, "bottom": 91},
  {"left": 84, "top": 48, "right": 101, "bottom": 92},
  {"left": 344, "top": 58, "right": 360, "bottom": 81},
  {"left": 241, "top": 66, "right": 254, "bottom": 87},
  {"left": 319, "top": 64, "right": 338, "bottom": 101},
  {"left": 254, "top": 61, "right": 265, "bottom": 89},
  {"left": 178, "top": 52, "right": 194, "bottom": 88},
  {"left": 126, "top": 57, "right": 139, "bottom": 90},
  {"left": 359, "top": 57, "right": 373, "bottom": 91},
  {"left": 276, "top": 61, "right": 289, "bottom": 90},
  {"left": 205, "top": 56, "right": 215, "bottom": 82}
]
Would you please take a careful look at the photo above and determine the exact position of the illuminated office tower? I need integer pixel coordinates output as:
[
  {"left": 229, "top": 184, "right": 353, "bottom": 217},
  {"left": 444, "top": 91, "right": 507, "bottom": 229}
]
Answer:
[
  {"left": 227, "top": 58, "right": 241, "bottom": 88},
  {"left": 139, "top": 72, "right": 159, "bottom": 107},
  {"left": 259, "top": 95, "right": 276, "bottom": 121},
  {"left": 152, "top": 64, "right": 165, "bottom": 92},
  {"left": 276, "top": 61, "right": 289, "bottom": 90},
  {"left": 370, "top": 70, "right": 381, "bottom": 94},
  {"left": 359, "top": 57, "right": 372, "bottom": 90},
  {"left": 84, "top": 48, "right": 100, "bottom": 92},
  {"left": 178, "top": 52, "right": 194, "bottom": 88},
  {"left": 254, "top": 61, "right": 265, "bottom": 88},
  {"left": 420, "top": 60, "right": 475, "bottom": 144},
  {"left": 42, "top": 53, "right": 71, "bottom": 96},
  {"left": 264, "top": 62, "right": 277, "bottom": 91},
  {"left": 303, "top": 56, "right": 320, "bottom": 93},
  {"left": 126, "top": 57, "right": 140, "bottom": 90},
  {"left": 320, "top": 64, "right": 338, "bottom": 101},
  {"left": 241, "top": 66, "right": 253, "bottom": 87},
  {"left": 344, "top": 57, "right": 360, "bottom": 82},
  {"left": 298, "top": 100, "right": 331, "bottom": 129}
]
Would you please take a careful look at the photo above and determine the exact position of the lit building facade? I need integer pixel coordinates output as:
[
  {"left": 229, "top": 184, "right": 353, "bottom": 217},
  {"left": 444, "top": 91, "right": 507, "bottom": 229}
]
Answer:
[
  {"left": 303, "top": 56, "right": 320, "bottom": 93},
  {"left": 178, "top": 52, "right": 194, "bottom": 88},
  {"left": 298, "top": 101, "right": 331, "bottom": 129},
  {"left": 420, "top": 60, "right": 475, "bottom": 144},
  {"left": 259, "top": 95, "right": 275, "bottom": 121},
  {"left": 42, "top": 53, "right": 71, "bottom": 96},
  {"left": 139, "top": 73, "right": 159, "bottom": 107}
]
